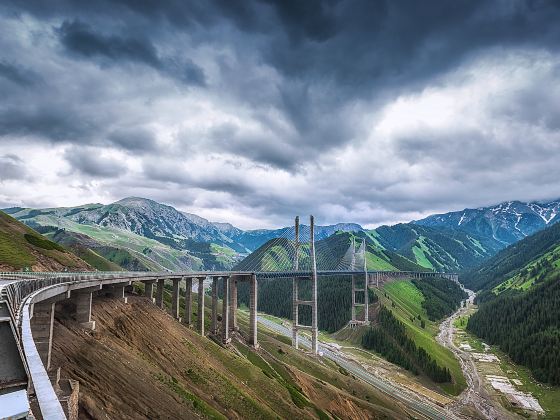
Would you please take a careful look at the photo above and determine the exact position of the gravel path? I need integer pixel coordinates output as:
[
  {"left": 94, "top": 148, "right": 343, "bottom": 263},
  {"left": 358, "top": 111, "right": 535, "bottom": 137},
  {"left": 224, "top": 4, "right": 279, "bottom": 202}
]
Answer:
[{"left": 436, "top": 289, "right": 514, "bottom": 419}]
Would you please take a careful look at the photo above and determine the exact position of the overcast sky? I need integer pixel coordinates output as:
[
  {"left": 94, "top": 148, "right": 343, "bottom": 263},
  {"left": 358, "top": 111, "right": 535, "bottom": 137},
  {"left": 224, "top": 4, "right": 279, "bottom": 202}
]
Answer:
[{"left": 1, "top": 1, "right": 559, "bottom": 229}]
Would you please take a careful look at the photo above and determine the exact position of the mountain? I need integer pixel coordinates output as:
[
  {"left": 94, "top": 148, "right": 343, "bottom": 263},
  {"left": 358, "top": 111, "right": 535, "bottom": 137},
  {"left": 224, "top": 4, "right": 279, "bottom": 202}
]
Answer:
[
  {"left": 461, "top": 220, "right": 560, "bottom": 294},
  {"left": 415, "top": 199, "right": 560, "bottom": 246},
  {"left": 4, "top": 206, "right": 208, "bottom": 272},
  {"left": 4, "top": 198, "right": 366, "bottom": 271},
  {"left": 224, "top": 222, "right": 364, "bottom": 252},
  {"left": 370, "top": 223, "right": 501, "bottom": 272},
  {"left": 0, "top": 210, "right": 92, "bottom": 272},
  {"left": 46, "top": 229, "right": 142, "bottom": 272}
]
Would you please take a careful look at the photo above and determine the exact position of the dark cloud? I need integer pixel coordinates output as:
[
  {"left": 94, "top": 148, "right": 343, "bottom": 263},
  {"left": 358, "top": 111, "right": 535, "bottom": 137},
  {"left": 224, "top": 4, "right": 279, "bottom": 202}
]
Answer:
[
  {"left": 57, "top": 19, "right": 205, "bottom": 86},
  {"left": 64, "top": 147, "right": 128, "bottom": 178},
  {"left": 108, "top": 127, "right": 158, "bottom": 152},
  {"left": 0, "top": 154, "right": 30, "bottom": 181},
  {"left": 0, "top": 61, "right": 38, "bottom": 86},
  {"left": 0, "top": 0, "right": 559, "bottom": 227}
]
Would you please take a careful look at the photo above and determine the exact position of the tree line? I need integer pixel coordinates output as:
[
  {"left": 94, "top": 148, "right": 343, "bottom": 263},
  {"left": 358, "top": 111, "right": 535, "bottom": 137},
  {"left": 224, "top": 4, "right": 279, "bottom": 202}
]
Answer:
[
  {"left": 467, "top": 276, "right": 560, "bottom": 385},
  {"left": 362, "top": 307, "right": 451, "bottom": 383},
  {"left": 412, "top": 277, "right": 467, "bottom": 320}
]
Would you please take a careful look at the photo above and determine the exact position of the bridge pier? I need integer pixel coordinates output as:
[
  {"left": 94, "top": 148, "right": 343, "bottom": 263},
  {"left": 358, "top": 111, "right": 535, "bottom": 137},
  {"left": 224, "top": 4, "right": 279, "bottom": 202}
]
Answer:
[
  {"left": 292, "top": 278, "right": 299, "bottom": 349},
  {"left": 364, "top": 274, "right": 369, "bottom": 323},
  {"left": 351, "top": 275, "right": 356, "bottom": 321},
  {"left": 184, "top": 277, "right": 193, "bottom": 326},
  {"left": 222, "top": 276, "right": 230, "bottom": 344},
  {"left": 31, "top": 301, "right": 55, "bottom": 370},
  {"left": 71, "top": 288, "right": 98, "bottom": 330},
  {"left": 144, "top": 280, "right": 155, "bottom": 302},
  {"left": 229, "top": 277, "right": 238, "bottom": 332},
  {"left": 104, "top": 283, "right": 129, "bottom": 303},
  {"left": 171, "top": 278, "right": 181, "bottom": 320},
  {"left": 249, "top": 274, "right": 258, "bottom": 348},
  {"left": 156, "top": 279, "right": 165, "bottom": 309},
  {"left": 211, "top": 277, "right": 218, "bottom": 335},
  {"left": 310, "top": 216, "right": 318, "bottom": 354},
  {"left": 197, "top": 277, "right": 205, "bottom": 335}
]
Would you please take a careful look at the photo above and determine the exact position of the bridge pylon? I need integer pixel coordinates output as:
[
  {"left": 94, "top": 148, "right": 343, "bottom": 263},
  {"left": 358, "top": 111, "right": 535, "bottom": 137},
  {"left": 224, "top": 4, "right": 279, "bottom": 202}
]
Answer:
[{"left": 291, "top": 215, "right": 319, "bottom": 354}]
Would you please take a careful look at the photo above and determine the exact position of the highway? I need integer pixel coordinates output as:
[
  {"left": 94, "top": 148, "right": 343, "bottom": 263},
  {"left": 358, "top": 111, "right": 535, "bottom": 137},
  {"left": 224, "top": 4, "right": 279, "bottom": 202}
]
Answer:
[{"left": 258, "top": 316, "right": 459, "bottom": 420}]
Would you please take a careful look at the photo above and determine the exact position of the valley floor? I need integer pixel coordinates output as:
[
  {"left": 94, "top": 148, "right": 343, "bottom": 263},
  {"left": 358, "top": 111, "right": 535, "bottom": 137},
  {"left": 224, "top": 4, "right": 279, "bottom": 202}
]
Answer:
[{"left": 437, "top": 289, "right": 555, "bottom": 419}]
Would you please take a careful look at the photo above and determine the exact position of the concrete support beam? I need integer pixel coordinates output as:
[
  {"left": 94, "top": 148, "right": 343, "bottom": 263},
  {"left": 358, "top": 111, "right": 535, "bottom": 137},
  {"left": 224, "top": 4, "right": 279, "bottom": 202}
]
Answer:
[
  {"left": 197, "top": 278, "right": 205, "bottom": 335},
  {"left": 229, "top": 277, "right": 238, "bottom": 332},
  {"left": 292, "top": 215, "right": 300, "bottom": 349},
  {"left": 310, "top": 215, "right": 318, "bottom": 354},
  {"left": 144, "top": 280, "right": 155, "bottom": 302},
  {"left": 211, "top": 277, "right": 218, "bottom": 335},
  {"left": 73, "top": 292, "right": 95, "bottom": 330},
  {"left": 171, "top": 278, "right": 180, "bottom": 320},
  {"left": 364, "top": 274, "right": 369, "bottom": 324},
  {"left": 351, "top": 275, "right": 356, "bottom": 322},
  {"left": 184, "top": 277, "right": 193, "bottom": 326},
  {"left": 222, "top": 276, "right": 230, "bottom": 344},
  {"left": 31, "top": 301, "right": 55, "bottom": 370},
  {"left": 108, "top": 284, "right": 128, "bottom": 304},
  {"left": 249, "top": 274, "right": 258, "bottom": 348},
  {"left": 156, "top": 279, "right": 164, "bottom": 309},
  {"left": 292, "top": 277, "right": 299, "bottom": 349}
]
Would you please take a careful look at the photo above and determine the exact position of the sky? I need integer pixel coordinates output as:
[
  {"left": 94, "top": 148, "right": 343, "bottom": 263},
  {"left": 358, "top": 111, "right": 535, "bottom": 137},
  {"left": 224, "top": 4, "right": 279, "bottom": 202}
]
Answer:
[{"left": 1, "top": 0, "right": 560, "bottom": 229}]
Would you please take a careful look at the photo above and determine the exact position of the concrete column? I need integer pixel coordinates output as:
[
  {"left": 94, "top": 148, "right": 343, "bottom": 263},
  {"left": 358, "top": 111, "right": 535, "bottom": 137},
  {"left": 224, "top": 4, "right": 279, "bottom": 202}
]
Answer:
[
  {"left": 292, "top": 277, "right": 299, "bottom": 349},
  {"left": 310, "top": 215, "right": 318, "bottom": 354},
  {"left": 31, "top": 301, "right": 55, "bottom": 370},
  {"left": 197, "top": 277, "right": 205, "bottom": 335},
  {"left": 364, "top": 274, "right": 369, "bottom": 324},
  {"left": 144, "top": 281, "right": 155, "bottom": 302},
  {"left": 156, "top": 279, "right": 164, "bottom": 309},
  {"left": 222, "top": 276, "right": 230, "bottom": 344},
  {"left": 292, "top": 215, "right": 300, "bottom": 349},
  {"left": 249, "top": 274, "right": 258, "bottom": 348},
  {"left": 351, "top": 275, "right": 356, "bottom": 321},
  {"left": 74, "top": 292, "right": 95, "bottom": 330},
  {"left": 229, "top": 277, "right": 237, "bottom": 332},
  {"left": 106, "top": 283, "right": 128, "bottom": 303},
  {"left": 171, "top": 278, "right": 180, "bottom": 320},
  {"left": 184, "top": 277, "right": 193, "bottom": 326},
  {"left": 211, "top": 277, "right": 218, "bottom": 335}
]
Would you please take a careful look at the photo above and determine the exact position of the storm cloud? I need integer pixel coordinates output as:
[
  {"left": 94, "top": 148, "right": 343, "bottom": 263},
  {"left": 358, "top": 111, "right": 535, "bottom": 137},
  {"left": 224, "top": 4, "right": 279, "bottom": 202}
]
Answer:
[{"left": 0, "top": 0, "right": 559, "bottom": 228}]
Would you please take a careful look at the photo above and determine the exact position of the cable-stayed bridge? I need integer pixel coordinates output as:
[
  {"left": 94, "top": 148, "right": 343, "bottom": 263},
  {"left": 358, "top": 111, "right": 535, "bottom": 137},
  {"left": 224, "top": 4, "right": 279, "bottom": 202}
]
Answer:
[{"left": 0, "top": 215, "right": 457, "bottom": 419}]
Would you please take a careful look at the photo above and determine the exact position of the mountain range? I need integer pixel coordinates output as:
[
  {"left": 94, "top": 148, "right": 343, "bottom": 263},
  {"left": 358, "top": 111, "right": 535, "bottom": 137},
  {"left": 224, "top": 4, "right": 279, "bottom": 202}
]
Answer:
[
  {"left": 4, "top": 196, "right": 560, "bottom": 273},
  {"left": 415, "top": 199, "right": 560, "bottom": 245}
]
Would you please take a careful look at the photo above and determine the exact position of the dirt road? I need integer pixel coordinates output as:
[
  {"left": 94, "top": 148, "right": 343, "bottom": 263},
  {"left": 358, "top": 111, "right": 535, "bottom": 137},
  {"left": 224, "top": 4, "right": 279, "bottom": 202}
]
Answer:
[{"left": 436, "top": 289, "right": 514, "bottom": 419}]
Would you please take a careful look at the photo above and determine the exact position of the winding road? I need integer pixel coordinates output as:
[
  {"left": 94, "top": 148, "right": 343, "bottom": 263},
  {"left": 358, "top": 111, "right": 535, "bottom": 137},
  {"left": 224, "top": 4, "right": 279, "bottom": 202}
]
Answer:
[{"left": 436, "top": 289, "right": 512, "bottom": 419}]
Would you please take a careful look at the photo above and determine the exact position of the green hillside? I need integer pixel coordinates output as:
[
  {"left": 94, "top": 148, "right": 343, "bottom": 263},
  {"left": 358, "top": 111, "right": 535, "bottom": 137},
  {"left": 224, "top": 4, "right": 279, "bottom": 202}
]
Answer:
[
  {"left": 372, "top": 223, "right": 499, "bottom": 271},
  {"left": 0, "top": 210, "right": 91, "bottom": 271},
  {"left": 371, "top": 280, "right": 466, "bottom": 395},
  {"left": 6, "top": 208, "right": 204, "bottom": 272},
  {"left": 461, "top": 221, "right": 560, "bottom": 293},
  {"left": 467, "top": 276, "right": 560, "bottom": 386}
]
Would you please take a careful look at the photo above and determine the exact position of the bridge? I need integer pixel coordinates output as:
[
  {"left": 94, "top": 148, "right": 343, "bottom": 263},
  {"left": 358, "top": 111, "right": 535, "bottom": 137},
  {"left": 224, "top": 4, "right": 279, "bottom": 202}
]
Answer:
[{"left": 0, "top": 216, "right": 458, "bottom": 419}]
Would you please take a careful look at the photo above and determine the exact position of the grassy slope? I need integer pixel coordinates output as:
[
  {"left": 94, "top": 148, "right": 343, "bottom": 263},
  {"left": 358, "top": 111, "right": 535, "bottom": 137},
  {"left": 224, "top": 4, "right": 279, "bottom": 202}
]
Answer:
[
  {"left": 492, "top": 243, "right": 560, "bottom": 294},
  {"left": 376, "top": 280, "right": 466, "bottom": 395},
  {"left": 462, "top": 221, "right": 560, "bottom": 291},
  {"left": 61, "top": 289, "right": 408, "bottom": 419},
  {"left": 10, "top": 209, "right": 201, "bottom": 271},
  {"left": 0, "top": 211, "right": 91, "bottom": 271}
]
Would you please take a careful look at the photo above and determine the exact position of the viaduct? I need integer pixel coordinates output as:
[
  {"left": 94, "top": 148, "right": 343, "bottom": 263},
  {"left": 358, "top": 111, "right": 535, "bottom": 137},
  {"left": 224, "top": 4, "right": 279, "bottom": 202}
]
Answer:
[{"left": 0, "top": 216, "right": 458, "bottom": 419}]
